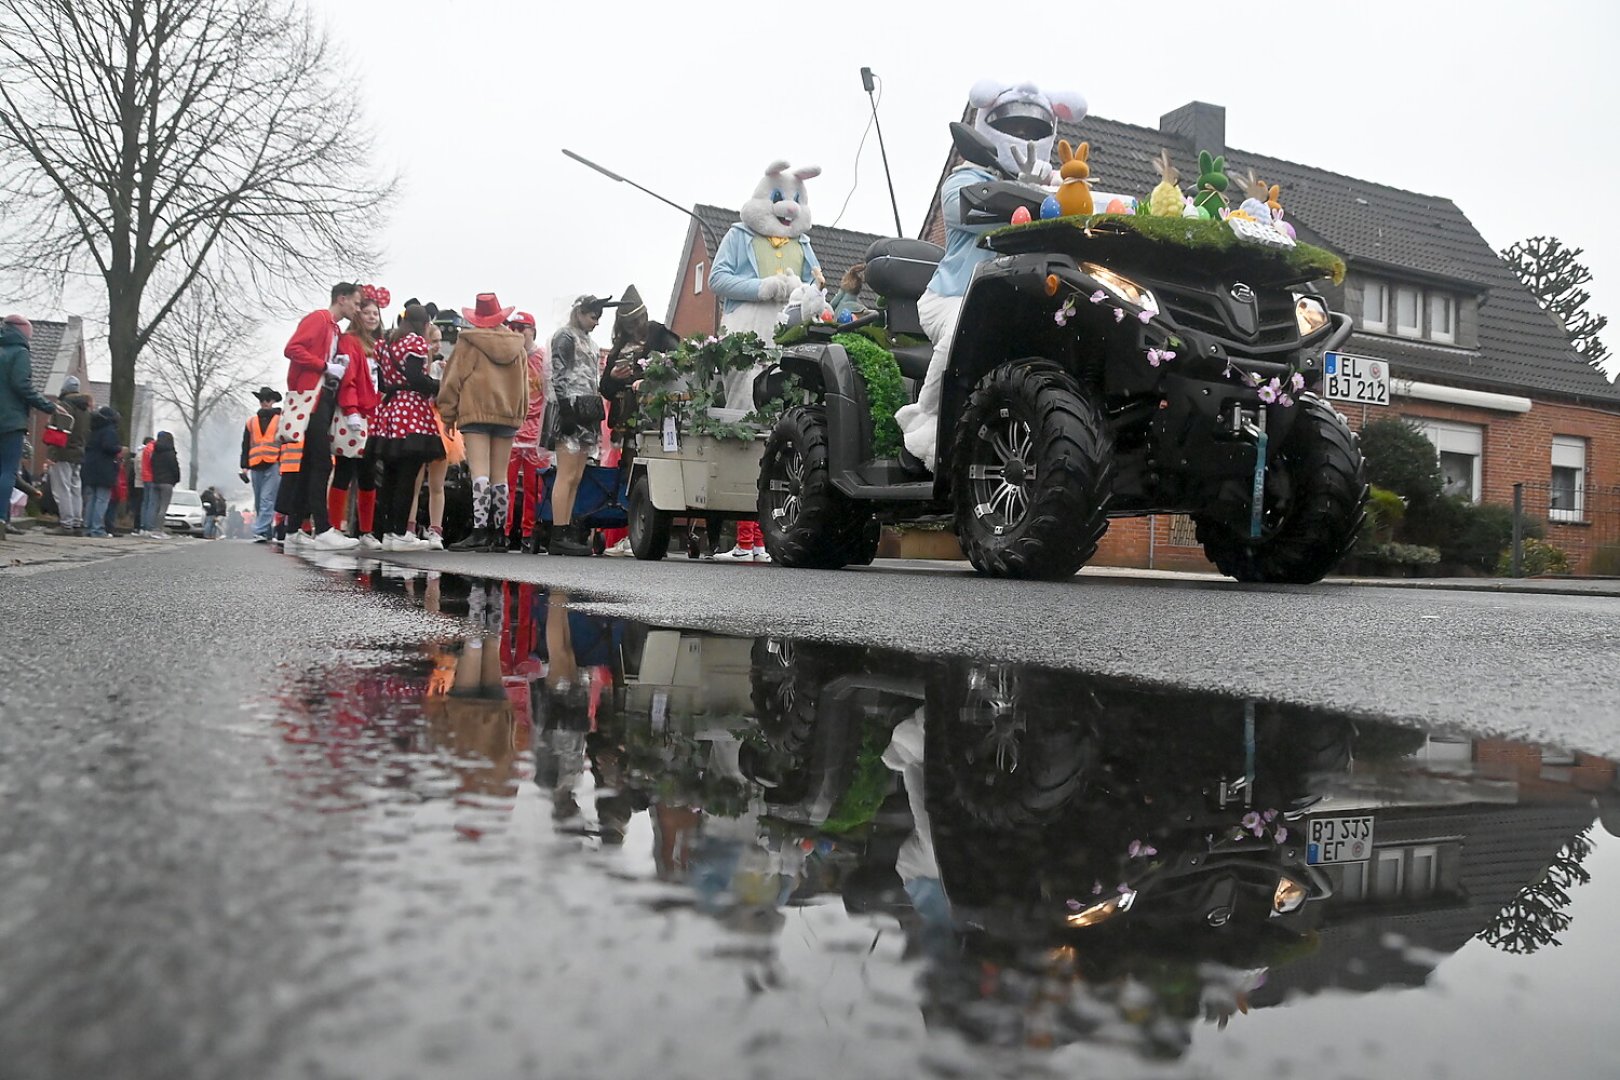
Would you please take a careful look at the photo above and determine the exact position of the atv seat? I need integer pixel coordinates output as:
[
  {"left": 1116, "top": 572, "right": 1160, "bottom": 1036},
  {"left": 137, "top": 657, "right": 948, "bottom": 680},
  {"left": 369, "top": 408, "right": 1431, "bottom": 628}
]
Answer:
[{"left": 863, "top": 238, "right": 943, "bottom": 382}]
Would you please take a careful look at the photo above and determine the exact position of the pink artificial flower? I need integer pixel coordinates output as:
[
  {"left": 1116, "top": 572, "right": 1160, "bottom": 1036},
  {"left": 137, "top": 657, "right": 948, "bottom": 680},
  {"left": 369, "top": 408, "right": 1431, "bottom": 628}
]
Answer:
[
  {"left": 1136, "top": 309, "right": 1153, "bottom": 324},
  {"left": 1242, "top": 811, "right": 1263, "bottom": 836},
  {"left": 1258, "top": 379, "right": 1280, "bottom": 404},
  {"left": 1089, "top": 290, "right": 1106, "bottom": 304},
  {"left": 1066, "top": 898, "right": 1082, "bottom": 911},
  {"left": 1160, "top": 349, "right": 1176, "bottom": 363},
  {"left": 1147, "top": 349, "right": 1164, "bottom": 367},
  {"left": 1278, "top": 392, "right": 1294, "bottom": 407},
  {"left": 1113, "top": 307, "right": 1126, "bottom": 323},
  {"left": 1128, "top": 840, "right": 1158, "bottom": 858},
  {"left": 1092, "top": 881, "right": 1104, "bottom": 895},
  {"left": 1289, "top": 372, "right": 1305, "bottom": 393},
  {"left": 1262, "top": 809, "right": 1278, "bottom": 822},
  {"left": 1274, "top": 825, "right": 1288, "bottom": 844},
  {"left": 1117, "top": 883, "right": 1132, "bottom": 895}
]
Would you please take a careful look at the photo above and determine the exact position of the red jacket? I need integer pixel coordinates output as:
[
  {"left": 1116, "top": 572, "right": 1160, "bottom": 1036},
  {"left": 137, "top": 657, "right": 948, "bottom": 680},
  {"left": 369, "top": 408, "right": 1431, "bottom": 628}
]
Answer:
[
  {"left": 335, "top": 334, "right": 381, "bottom": 415},
  {"left": 139, "top": 441, "right": 155, "bottom": 483},
  {"left": 284, "top": 309, "right": 340, "bottom": 392}
]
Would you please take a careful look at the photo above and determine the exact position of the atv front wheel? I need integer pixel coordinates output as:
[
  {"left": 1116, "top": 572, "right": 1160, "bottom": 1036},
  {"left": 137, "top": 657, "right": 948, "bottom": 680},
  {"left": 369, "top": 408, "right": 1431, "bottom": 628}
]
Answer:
[
  {"left": 760, "top": 405, "right": 874, "bottom": 569},
  {"left": 950, "top": 361, "right": 1112, "bottom": 580},
  {"left": 1196, "top": 395, "right": 1368, "bottom": 584}
]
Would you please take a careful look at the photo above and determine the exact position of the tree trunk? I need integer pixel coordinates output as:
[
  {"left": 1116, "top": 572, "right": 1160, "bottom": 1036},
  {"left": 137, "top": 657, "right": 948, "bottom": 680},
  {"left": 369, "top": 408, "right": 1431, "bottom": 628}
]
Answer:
[
  {"left": 187, "top": 425, "right": 199, "bottom": 489},
  {"left": 107, "top": 285, "right": 142, "bottom": 446}
]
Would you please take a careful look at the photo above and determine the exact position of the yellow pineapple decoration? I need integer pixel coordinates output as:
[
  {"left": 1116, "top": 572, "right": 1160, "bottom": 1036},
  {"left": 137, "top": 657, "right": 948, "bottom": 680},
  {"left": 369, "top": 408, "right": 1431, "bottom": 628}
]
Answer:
[{"left": 1149, "top": 149, "right": 1183, "bottom": 217}]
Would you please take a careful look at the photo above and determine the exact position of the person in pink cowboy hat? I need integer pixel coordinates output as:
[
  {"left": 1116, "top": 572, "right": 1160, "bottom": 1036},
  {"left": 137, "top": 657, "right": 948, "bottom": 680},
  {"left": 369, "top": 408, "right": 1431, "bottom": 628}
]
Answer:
[{"left": 437, "top": 292, "right": 528, "bottom": 551}]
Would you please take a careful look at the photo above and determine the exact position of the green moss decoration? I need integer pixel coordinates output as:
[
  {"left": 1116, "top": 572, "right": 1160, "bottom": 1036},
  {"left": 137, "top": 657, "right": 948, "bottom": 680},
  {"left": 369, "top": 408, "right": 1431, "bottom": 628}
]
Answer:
[
  {"left": 988, "top": 213, "right": 1346, "bottom": 285},
  {"left": 820, "top": 721, "right": 895, "bottom": 835},
  {"left": 834, "top": 332, "right": 906, "bottom": 459}
]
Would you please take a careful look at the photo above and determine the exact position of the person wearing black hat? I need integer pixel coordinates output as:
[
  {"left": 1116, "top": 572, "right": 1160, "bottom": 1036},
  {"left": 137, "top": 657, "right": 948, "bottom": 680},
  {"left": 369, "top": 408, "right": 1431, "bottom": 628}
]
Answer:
[
  {"left": 544, "top": 293, "right": 618, "bottom": 556},
  {"left": 239, "top": 385, "right": 283, "bottom": 542}
]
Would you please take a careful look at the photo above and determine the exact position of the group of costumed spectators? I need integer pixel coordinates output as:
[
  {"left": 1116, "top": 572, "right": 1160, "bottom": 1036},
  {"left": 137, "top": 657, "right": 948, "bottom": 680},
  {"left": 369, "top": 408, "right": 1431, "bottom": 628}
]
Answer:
[{"left": 264, "top": 284, "right": 639, "bottom": 557}]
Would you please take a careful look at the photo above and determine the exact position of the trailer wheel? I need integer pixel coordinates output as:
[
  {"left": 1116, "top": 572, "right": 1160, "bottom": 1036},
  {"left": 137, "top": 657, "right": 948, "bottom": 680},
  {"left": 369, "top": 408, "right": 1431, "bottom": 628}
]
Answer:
[
  {"left": 950, "top": 361, "right": 1112, "bottom": 580},
  {"left": 627, "top": 474, "right": 671, "bottom": 561}
]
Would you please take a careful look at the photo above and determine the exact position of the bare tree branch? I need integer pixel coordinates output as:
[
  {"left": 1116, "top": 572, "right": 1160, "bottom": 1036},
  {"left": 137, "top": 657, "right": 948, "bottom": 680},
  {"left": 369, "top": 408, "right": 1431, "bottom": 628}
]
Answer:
[{"left": 0, "top": 0, "right": 395, "bottom": 438}]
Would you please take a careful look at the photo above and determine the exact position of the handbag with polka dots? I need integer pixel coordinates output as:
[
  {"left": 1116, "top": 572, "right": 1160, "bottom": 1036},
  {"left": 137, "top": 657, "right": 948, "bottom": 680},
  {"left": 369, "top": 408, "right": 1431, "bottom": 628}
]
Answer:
[
  {"left": 276, "top": 389, "right": 320, "bottom": 444},
  {"left": 330, "top": 410, "right": 370, "bottom": 459}
]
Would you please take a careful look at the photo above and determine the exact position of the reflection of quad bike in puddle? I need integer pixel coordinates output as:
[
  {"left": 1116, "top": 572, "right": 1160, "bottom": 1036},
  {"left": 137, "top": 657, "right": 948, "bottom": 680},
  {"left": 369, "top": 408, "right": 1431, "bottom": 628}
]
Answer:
[
  {"left": 746, "top": 124, "right": 1365, "bottom": 580},
  {"left": 741, "top": 642, "right": 1359, "bottom": 1045}
]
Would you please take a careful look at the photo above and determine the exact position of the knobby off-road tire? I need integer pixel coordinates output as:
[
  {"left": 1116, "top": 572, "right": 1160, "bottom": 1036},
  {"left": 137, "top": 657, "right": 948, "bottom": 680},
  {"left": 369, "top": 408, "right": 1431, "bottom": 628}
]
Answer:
[
  {"left": 950, "top": 361, "right": 1113, "bottom": 580},
  {"left": 759, "top": 405, "right": 874, "bottom": 570},
  {"left": 627, "top": 474, "right": 671, "bottom": 561},
  {"left": 1196, "top": 394, "right": 1368, "bottom": 584}
]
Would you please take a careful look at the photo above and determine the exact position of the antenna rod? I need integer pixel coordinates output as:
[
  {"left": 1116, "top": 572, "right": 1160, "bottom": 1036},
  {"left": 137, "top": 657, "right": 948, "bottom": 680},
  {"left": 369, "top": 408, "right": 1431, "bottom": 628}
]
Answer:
[
  {"left": 562, "top": 148, "right": 720, "bottom": 328},
  {"left": 861, "top": 67, "right": 904, "bottom": 237}
]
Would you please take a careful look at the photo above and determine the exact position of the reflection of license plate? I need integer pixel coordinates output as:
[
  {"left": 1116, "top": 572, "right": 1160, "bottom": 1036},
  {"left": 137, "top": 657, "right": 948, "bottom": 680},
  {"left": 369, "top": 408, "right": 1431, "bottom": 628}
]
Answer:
[{"left": 1306, "top": 815, "right": 1375, "bottom": 863}]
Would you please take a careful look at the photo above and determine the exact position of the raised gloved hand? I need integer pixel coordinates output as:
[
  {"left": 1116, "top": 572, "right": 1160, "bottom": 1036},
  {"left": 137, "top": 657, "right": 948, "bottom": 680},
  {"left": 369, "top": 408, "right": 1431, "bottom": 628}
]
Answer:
[
  {"left": 1011, "top": 141, "right": 1054, "bottom": 185},
  {"left": 758, "top": 274, "right": 795, "bottom": 302},
  {"left": 325, "top": 358, "right": 349, "bottom": 380}
]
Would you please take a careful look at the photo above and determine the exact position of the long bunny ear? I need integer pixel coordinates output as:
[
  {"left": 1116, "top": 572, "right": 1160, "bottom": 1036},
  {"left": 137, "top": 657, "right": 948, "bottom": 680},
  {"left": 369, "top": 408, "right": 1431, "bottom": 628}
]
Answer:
[
  {"left": 1057, "top": 139, "right": 1073, "bottom": 162},
  {"left": 1046, "top": 89, "right": 1088, "bottom": 123},
  {"left": 792, "top": 165, "right": 821, "bottom": 181},
  {"left": 764, "top": 160, "right": 790, "bottom": 177},
  {"left": 1077, "top": 142, "right": 1089, "bottom": 164},
  {"left": 968, "top": 79, "right": 1006, "bottom": 108}
]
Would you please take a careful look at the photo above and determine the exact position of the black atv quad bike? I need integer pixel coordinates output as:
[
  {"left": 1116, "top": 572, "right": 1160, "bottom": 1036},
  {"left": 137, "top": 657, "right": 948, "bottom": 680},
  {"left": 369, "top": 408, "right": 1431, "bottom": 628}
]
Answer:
[{"left": 758, "top": 124, "right": 1366, "bottom": 582}]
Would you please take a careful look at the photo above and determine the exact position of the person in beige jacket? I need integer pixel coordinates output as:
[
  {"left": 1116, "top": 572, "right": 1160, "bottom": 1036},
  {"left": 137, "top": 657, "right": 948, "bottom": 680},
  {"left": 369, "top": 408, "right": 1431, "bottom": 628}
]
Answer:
[{"left": 438, "top": 292, "right": 528, "bottom": 551}]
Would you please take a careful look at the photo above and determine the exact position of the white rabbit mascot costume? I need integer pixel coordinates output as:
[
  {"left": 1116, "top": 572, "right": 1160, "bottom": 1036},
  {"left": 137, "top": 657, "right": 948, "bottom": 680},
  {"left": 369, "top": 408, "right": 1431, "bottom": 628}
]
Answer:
[
  {"left": 708, "top": 161, "right": 825, "bottom": 413},
  {"left": 894, "top": 80, "right": 1086, "bottom": 472}
]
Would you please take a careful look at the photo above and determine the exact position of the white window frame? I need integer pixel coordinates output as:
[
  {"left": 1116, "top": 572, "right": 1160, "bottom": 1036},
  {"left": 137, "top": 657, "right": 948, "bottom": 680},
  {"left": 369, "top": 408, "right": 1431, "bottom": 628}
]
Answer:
[
  {"left": 1550, "top": 436, "right": 1587, "bottom": 522},
  {"left": 1428, "top": 293, "right": 1455, "bottom": 344},
  {"left": 1394, "top": 285, "right": 1422, "bottom": 338},
  {"left": 693, "top": 261, "right": 706, "bottom": 294},
  {"left": 1414, "top": 418, "right": 1485, "bottom": 504},
  {"left": 1361, "top": 281, "right": 1389, "bottom": 333}
]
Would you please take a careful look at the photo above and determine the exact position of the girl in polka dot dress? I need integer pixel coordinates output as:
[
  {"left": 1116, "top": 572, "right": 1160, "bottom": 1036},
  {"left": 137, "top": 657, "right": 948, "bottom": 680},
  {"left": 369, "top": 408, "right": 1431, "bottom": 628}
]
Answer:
[{"left": 371, "top": 303, "right": 446, "bottom": 549}]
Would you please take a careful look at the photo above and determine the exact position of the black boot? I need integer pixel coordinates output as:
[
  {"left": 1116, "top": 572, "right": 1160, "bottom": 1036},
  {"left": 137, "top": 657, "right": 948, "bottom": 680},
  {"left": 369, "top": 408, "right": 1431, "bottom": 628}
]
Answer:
[
  {"left": 547, "top": 523, "right": 591, "bottom": 557},
  {"left": 449, "top": 527, "right": 489, "bottom": 552},
  {"left": 522, "top": 529, "right": 544, "bottom": 555}
]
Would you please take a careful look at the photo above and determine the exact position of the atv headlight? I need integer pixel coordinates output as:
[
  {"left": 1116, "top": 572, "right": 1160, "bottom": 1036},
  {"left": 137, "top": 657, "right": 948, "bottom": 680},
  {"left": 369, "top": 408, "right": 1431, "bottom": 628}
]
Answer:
[
  {"left": 1065, "top": 888, "right": 1136, "bottom": 928},
  {"left": 1081, "top": 263, "right": 1159, "bottom": 316},
  {"left": 1294, "top": 294, "right": 1331, "bottom": 337},
  {"left": 1273, "top": 877, "right": 1308, "bottom": 914}
]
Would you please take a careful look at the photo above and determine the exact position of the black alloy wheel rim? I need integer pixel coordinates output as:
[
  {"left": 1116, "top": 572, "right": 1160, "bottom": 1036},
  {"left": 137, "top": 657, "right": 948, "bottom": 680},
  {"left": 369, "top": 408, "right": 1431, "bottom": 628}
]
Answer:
[
  {"left": 968, "top": 406, "right": 1036, "bottom": 536},
  {"left": 768, "top": 444, "right": 804, "bottom": 530}
]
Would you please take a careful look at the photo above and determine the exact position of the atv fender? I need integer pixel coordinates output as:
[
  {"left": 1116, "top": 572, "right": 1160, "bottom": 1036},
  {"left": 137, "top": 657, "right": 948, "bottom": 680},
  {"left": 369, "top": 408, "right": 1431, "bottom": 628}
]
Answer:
[{"left": 781, "top": 342, "right": 874, "bottom": 490}]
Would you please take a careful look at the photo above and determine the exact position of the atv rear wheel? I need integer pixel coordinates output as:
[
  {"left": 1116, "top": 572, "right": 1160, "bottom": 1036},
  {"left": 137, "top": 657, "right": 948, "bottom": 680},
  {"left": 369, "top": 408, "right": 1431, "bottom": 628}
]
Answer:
[
  {"left": 760, "top": 405, "right": 874, "bottom": 569},
  {"left": 950, "top": 361, "right": 1112, "bottom": 580},
  {"left": 1196, "top": 395, "right": 1368, "bottom": 584}
]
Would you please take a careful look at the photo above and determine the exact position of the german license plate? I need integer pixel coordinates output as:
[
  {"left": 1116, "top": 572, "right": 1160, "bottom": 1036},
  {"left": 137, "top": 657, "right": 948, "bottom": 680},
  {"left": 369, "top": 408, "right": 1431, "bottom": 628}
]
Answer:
[
  {"left": 1324, "top": 352, "right": 1390, "bottom": 406},
  {"left": 1306, "top": 814, "right": 1375, "bottom": 864}
]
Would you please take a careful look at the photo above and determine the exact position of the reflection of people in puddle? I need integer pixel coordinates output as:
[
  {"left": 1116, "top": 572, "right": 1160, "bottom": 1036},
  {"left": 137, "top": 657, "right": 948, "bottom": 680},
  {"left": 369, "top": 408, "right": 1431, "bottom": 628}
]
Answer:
[
  {"left": 423, "top": 634, "right": 529, "bottom": 799},
  {"left": 880, "top": 708, "right": 952, "bottom": 948}
]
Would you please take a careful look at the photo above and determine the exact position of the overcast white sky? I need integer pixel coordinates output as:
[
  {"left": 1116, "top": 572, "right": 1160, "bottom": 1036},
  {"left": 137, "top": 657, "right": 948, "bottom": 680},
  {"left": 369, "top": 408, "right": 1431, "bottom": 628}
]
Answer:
[{"left": 86, "top": 0, "right": 1620, "bottom": 388}]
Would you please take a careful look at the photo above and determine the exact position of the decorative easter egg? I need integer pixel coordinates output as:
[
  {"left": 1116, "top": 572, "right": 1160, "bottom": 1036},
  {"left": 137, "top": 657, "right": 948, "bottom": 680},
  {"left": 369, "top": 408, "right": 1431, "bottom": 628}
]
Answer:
[
  {"left": 1011, "top": 205, "right": 1032, "bottom": 225},
  {"left": 1105, "top": 198, "right": 1127, "bottom": 214},
  {"left": 819, "top": 309, "right": 835, "bottom": 323},
  {"left": 1040, "top": 194, "right": 1061, "bottom": 220},
  {"left": 836, "top": 309, "right": 854, "bottom": 324}
]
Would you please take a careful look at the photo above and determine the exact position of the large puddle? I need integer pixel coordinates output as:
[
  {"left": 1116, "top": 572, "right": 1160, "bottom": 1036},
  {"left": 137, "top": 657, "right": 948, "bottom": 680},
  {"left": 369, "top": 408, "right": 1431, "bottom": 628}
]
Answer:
[{"left": 262, "top": 561, "right": 1620, "bottom": 1078}]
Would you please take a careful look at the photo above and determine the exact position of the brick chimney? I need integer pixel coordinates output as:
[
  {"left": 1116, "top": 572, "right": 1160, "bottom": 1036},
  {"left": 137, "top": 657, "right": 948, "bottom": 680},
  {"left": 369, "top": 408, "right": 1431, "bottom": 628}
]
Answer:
[{"left": 1159, "top": 101, "right": 1225, "bottom": 157}]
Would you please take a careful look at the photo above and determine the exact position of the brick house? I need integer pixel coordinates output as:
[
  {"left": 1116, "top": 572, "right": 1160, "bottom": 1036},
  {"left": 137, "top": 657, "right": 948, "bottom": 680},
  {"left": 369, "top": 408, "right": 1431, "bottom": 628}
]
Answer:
[
  {"left": 663, "top": 204, "right": 883, "bottom": 338},
  {"left": 918, "top": 102, "right": 1620, "bottom": 573}
]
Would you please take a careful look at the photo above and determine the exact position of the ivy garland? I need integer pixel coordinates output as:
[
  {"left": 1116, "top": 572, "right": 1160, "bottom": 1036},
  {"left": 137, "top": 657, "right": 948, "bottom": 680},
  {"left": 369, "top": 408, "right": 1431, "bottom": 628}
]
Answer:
[
  {"left": 636, "top": 329, "right": 800, "bottom": 441},
  {"left": 773, "top": 324, "right": 907, "bottom": 458}
]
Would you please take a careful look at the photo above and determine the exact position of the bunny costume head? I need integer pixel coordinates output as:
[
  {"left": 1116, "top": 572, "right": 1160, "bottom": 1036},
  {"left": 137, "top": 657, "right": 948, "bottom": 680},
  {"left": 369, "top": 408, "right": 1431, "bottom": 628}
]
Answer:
[
  {"left": 968, "top": 79, "right": 1088, "bottom": 179},
  {"left": 739, "top": 161, "right": 821, "bottom": 239}
]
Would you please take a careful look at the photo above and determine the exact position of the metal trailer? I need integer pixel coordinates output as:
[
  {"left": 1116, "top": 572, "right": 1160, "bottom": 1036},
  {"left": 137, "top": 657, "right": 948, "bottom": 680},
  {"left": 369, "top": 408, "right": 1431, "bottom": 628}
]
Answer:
[{"left": 623, "top": 408, "right": 767, "bottom": 560}]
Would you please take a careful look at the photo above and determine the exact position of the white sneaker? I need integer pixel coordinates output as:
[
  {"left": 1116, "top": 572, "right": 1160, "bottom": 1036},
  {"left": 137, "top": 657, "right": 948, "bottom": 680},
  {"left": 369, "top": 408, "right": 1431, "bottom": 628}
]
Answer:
[
  {"left": 603, "top": 538, "right": 633, "bottom": 558},
  {"left": 384, "top": 533, "right": 428, "bottom": 552},
  {"left": 752, "top": 548, "right": 772, "bottom": 563},
  {"left": 425, "top": 531, "right": 445, "bottom": 551},
  {"left": 312, "top": 528, "right": 360, "bottom": 551},
  {"left": 284, "top": 531, "right": 309, "bottom": 548},
  {"left": 358, "top": 534, "right": 383, "bottom": 551},
  {"left": 716, "top": 545, "right": 756, "bottom": 561}
]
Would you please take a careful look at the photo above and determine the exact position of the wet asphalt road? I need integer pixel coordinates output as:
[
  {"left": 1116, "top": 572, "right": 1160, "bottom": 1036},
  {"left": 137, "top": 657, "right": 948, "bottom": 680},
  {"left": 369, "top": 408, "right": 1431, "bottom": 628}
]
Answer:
[
  {"left": 374, "top": 544, "right": 1620, "bottom": 755},
  {"left": 2, "top": 542, "right": 1617, "bottom": 1080}
]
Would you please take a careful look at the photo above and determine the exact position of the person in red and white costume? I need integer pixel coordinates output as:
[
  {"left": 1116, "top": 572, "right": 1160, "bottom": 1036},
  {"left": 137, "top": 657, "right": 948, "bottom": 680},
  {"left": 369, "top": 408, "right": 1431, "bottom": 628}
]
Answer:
[
  {"left": 505, "top": 311, "right": 552, "bottom": 554},
  {"left": 328, "top": 286, "right": 386, "bottom": 547},
  {"left": 280, "top": 282, "right": 363, "bottom": 550}
]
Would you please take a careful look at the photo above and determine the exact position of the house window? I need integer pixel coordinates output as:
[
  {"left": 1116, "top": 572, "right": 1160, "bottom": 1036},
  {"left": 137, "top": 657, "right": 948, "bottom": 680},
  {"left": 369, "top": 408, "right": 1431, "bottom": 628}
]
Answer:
[
  {"left": 1373, "top": 849, "right": 1404, "bottom": 897},
  {"left": 1428, "top": 293, "right": 1455, "bottom": 343},
  {"left": 1361, "top": 281, "right": 1388, "bottom": 333},
  {"left": 693, "top": 261, "right": 706, "bottom": 294},
  {"left": 1550, "top": 436, "right": 1587, "bottom": 521},
  {"left": 1394, "top": 286, "right": 1422, "bottom": 338},
  {"left": 1415, "top": 418, "right": 1484, "bottom": 503}
]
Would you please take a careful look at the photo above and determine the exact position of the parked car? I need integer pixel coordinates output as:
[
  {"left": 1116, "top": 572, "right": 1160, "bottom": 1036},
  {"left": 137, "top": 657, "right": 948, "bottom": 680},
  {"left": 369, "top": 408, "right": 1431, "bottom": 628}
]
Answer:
[{"left": 165, "top": 488, "right": 205, "bottom": 535}]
